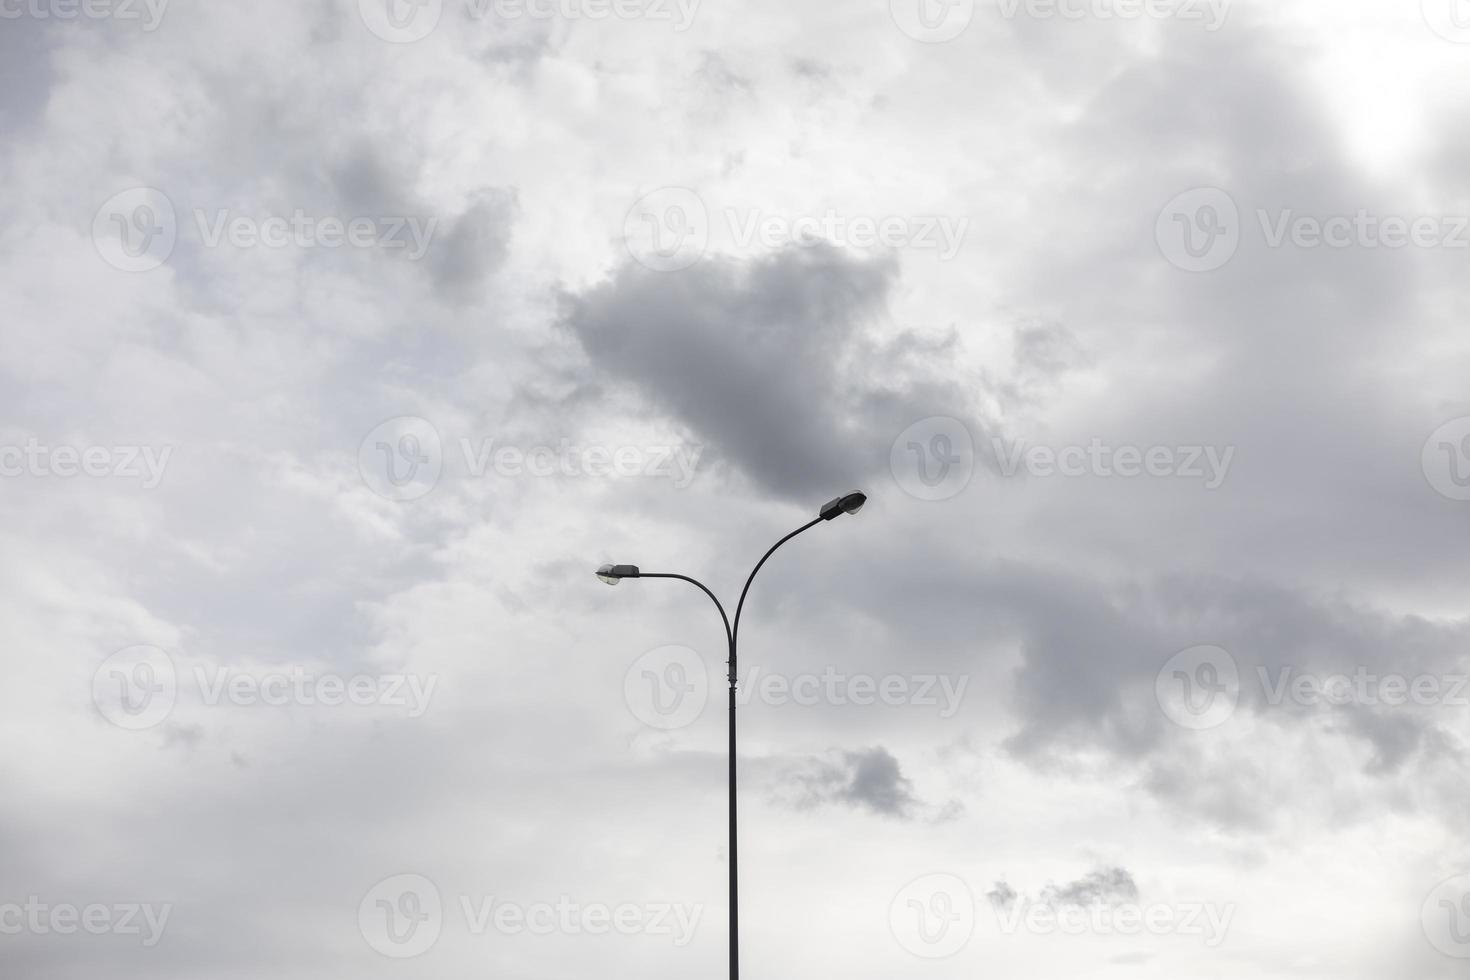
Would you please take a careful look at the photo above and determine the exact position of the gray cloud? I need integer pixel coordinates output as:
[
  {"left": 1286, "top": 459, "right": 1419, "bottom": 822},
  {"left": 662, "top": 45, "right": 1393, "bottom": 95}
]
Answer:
[
  {"left": 778, "top": 746, "right": 920, "bottom": 819},
  {"left": 0, "top": 19, "right": 54, "bottom": 133},
  {"left": 427, "top": 188, "right": 518, "bottom": 305},
  {"left": 987, "top": 867, "right": 1140, "bottom": 911},
  {"left": 1039, "top": 867, "right": 1140, "bottom": 907},
  {"left": 561, "top": 246, "right": 981, "bottom": 502}
]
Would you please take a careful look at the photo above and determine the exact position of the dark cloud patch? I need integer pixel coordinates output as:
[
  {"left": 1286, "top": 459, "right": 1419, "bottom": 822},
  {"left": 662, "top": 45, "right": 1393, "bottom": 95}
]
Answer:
[
  {"left": 813, "top": 530, "right": 1469, "bottom": 831},
  {"left": 778, "top": 746, "right": 920, "bottom": 819},
  {"left": 991, "top": 567, "right": 1468, "bottom": 828},
  {"left": 562, "top": 246, "right": 982, "bottom": 501},
  {"left": 0, "top": 19, "right": 56, "bottom": 133},
  {"left": 1142, "top": 749, "right": 1276, "bottom": 833},
  {"left": 327, "top": 147, "right": 516, "bottom": 298},
  {"left": 427, "top": 188, "right": 518, "bottom": 305},
  {"left": 1330, "top": 706, "right": 1429, "bottom": 777},
  {"left": 789, "top": 58, "right": 831, "bottom": 82},
  {"left": 987, "top": 868, "right": 1139, "bottom": 910},
  {"left": 987, "top": 880, "right": 1018, "bottom": 911},
  {"left": 328, "top": 142, "right": 420, "bottom": 216},
  {"left": 1429, "top": 120, "right": 1470, "bottom": 200},
  {"left": 989, "top": 318, "right": 1089, "bottom": 410},
  {"left": 836, "top": 541, "right": 1470, "bottom": 769},
  {"left": 1006, "top": 570, "right": 1469, "bottom": 763},
  {"left": 697, "top": 51, "right": 753, "bottom": 97},
  {"left": 446, "top": 4, "right": 567, "bottom": 67},
  {"left": 1040, "top": 866, "right": 1140, "bottom": 907}
]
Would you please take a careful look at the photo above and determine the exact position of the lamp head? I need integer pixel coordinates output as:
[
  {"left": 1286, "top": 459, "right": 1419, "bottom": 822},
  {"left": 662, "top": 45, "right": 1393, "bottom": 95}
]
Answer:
[
  {"left": 819, "top": 491, "right": 867, "bottom": 521},
  {"left": 596, "top": 563, "right": 641, "bottom": 585}
]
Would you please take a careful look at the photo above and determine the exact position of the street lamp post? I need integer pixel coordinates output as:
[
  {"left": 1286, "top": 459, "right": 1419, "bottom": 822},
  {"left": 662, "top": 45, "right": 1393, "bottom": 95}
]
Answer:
[{"left": 596, "top": 491, "right": 868, "bottom": 980}]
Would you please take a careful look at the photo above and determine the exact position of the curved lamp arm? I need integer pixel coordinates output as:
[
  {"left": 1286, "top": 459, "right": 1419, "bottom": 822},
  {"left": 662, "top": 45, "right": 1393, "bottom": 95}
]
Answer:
[
  {"left": 597, "top": 491, "right": 867, "bottom": 675},
  {"left": 638, "top": 572, "right": 733, "bottom": 654},
  {"left": 730, "top": 517, "right": 822, "bottom": 657}
]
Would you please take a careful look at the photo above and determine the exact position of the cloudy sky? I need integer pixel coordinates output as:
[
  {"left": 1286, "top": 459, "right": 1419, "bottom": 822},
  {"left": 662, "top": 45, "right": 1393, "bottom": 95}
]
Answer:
[{"left": 3, "top": 0, "right": 1470, "bottom": 976}]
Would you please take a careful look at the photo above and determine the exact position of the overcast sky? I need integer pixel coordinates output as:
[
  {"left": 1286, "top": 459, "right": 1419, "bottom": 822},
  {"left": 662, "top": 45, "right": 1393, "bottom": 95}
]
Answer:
[{"left": 3, "top": 1, "right": 1470, "bottom": 977}]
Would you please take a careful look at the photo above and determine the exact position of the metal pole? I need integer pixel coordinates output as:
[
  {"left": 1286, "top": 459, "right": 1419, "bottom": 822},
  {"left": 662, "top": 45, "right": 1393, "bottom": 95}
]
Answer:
[
  {"left": 728, "top": 516, "right": 821, "bottom": 980},
  {"left": 728, "top": 630, "right": 739, "bottom": 980},
  {"left": 637, "top": 514, "right": 824, "bottom": 980}
]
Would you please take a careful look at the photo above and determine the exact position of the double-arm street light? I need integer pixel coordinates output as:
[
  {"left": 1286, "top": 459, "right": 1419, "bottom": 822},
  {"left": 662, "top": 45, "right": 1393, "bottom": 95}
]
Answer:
[{"left": 596, "top": 491, "right": 868, "bottom": 980}]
